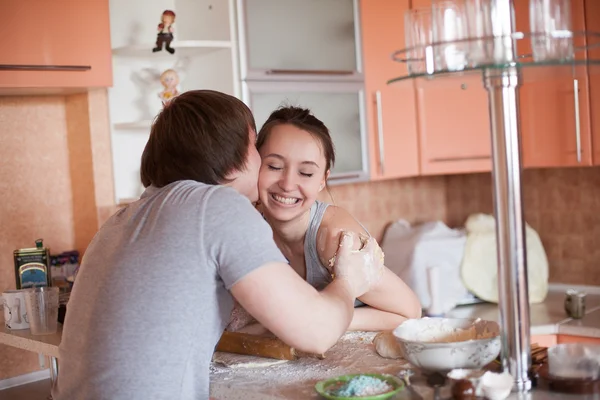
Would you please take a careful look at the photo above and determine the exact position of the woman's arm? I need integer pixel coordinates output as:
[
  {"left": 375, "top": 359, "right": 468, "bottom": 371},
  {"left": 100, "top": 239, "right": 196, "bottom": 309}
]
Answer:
[
  {"left": 317, "top": 207, "right": 422, "bottom": 331},
  {"left": 231, "top": 232, "right": 384, "bottom": 354}
]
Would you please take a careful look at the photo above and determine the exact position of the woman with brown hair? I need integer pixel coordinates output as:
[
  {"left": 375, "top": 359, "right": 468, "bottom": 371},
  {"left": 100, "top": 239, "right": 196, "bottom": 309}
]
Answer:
[
  {"left": 53, "top": 91, "right": 384, "bottom": 400},
  {"left": 255, "top": 106, "right": 422, "bottom": 331}
]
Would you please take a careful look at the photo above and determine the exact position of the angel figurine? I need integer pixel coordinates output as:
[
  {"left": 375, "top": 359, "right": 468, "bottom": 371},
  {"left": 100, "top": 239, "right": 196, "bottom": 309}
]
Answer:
[
  {"left": 153, "top": 10, "right": 176, "bottom": 54},
  {"left": 158, "top": 69, "right": 180, "bottom": 102}
]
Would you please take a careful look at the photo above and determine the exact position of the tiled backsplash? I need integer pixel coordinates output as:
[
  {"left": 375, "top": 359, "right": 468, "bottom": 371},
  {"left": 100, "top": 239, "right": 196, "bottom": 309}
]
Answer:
[
  {"left": 321, "top": 176, "right": 447, "bottom": 242},
  {"left": 323, "top": 167, "right": 600, "bottom": 287},
  {"left": 446, "top": 167, "right": 600, "bottom": 286}
]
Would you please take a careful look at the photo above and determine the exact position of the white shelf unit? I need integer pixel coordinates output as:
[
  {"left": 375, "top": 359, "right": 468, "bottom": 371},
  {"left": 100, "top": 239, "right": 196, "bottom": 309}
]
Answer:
[{"left": 107, "top": 0, "right": 241, "bottom": 203}]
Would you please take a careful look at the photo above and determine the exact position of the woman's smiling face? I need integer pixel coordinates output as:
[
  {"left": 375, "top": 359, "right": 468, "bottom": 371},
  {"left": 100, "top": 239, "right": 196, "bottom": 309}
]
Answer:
[{"left": 258, "top": 123, "right": 329, "bottom": 223}]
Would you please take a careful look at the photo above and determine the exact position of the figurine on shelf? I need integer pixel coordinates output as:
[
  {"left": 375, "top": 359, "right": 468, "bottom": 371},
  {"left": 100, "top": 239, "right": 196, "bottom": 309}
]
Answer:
[
  {"left": 152, "top": 10, "right": 176, "bottom": 54},
  {"left": 158, "top": 69, "right": 180, "bottom": 103}
]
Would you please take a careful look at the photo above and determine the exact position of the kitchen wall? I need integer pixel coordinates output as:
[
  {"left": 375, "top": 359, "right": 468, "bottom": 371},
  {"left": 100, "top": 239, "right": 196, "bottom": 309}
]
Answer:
[{"left": 0, "top": 92, "right": 115, "bottom": 380}]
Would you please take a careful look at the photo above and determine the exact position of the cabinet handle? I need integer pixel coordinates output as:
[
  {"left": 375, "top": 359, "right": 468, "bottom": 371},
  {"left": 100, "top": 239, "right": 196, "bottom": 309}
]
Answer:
[
  {"left": 573, "top": 78, "right": 582, "bottom": 163},
  {"left": 430, "top": 155, "right": 491, "bottom": 162},
  {"left": 265, "top": 69, "right": 354, "bottom": 76},
  {"left": 375, "top": 91, "right": 385, "bottom": 176},
  {"left": 328, "top": 173, "right": 361, "bottom": 181},
  {"left": 0, "top": 64, "right": 91, "bottom": 71}
]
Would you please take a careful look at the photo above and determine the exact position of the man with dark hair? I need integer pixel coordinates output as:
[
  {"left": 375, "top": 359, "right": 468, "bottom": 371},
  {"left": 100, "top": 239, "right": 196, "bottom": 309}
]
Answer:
[{"left": 53, "top": 90, "right": 385, "bottom": 400}]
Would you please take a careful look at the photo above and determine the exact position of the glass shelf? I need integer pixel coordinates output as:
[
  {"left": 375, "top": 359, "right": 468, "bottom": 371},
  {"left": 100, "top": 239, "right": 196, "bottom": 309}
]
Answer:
[
  {"left": 388, "top": 31, "right": 600, "bottom": 85},
  {"left": 388, "top": 60, "right": 600, "bottom": 86}
]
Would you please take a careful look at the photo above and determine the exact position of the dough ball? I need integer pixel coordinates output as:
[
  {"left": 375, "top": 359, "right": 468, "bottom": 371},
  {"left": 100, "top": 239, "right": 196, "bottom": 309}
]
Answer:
[{"left": 373, "top": 331, "right": 404, "bottom": 359}]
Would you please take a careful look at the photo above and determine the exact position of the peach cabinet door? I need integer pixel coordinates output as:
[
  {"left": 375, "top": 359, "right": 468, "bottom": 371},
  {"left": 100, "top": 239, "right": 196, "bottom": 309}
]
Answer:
[
  {"left": 0, "top": 0, "right": 112, "bottom": 88},
  {"left": 515, "top": 0, "right": 592, "bottom": 168},
  {"left": 416, "top": 75, "right": 492, "bottom": 175},
  {"left": 531, "top": 334, "right": 557, "bottom": 348},
  {"left": 361, "top": 0, "right": 419, "bottom": 180},
  {"left": 557, "top": 335, "right": 600, "bottom": 345},
  {"left": 586, "top": 0, "right": 600, "bottom": 165}
]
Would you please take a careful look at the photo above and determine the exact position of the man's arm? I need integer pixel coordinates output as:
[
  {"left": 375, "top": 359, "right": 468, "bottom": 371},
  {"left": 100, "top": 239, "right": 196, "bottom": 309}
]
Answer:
[{"left": 230, "top": 261, "right": 355, "bottom": 354}]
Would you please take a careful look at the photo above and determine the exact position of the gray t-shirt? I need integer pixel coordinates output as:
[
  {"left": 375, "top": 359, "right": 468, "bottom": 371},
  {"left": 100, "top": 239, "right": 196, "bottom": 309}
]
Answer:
[{"left": 53, "top": 180, "right": 286, "bottom": 400}]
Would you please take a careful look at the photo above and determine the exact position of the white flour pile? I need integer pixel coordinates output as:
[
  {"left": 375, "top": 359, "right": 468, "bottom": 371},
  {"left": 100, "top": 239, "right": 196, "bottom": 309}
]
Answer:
[{"left": 395, "top": 318, "right": 496, "bottom": 343}]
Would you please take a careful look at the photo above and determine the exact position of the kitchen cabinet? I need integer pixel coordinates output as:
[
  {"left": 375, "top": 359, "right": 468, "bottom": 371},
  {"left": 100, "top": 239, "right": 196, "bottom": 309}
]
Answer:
[
  {"left": 516, "top": 0, "right": 593, "bottom": 168},
  {"left": 246, "top": 81, "right": 369, "bottom": 183},
  {"left": 238, "top": 0, "right": 361, "bottom": 81},
  {"left": 409, "top": 0, "right": 492, "bottom": 175},
  {"left": 360, "top": 0, "right": 420, "bottom": 180},
  {"left": 0, "top": 0, "right": 112, "bottom": 91},
  {"left": 531, "top": 334, "right": 558, "bottom": 348},
  {"left": 557, "top": 335, "right": 600, "bottom": 345},
  {"left": 586, "top": 0, "right": 600, "bottom": 165},
  {"left": 416, "top": 75, "right": 492, "bottom": 175}
]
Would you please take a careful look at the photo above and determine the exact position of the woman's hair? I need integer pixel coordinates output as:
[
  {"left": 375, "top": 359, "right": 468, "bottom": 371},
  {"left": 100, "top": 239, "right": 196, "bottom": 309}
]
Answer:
[
  {"left": 140, "top": 90, "right": 256, "bottom": 188},
  {"left": 256, "top": 106, "right": 335, "bottom": 172}
]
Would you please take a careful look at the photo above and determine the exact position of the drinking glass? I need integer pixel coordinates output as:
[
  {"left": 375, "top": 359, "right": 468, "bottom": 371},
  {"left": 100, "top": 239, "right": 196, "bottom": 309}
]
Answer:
[
  {"left": 530, "top": 0, "right": 574, "bottom": 61},
  {"left": 432, "top": 0, "right": 469, "bottom": 71},
  {"left": 404, "top": 7, "right": 434, "bottom": 75},
  {"left": 24, "top": 287, "right": 59, "bottom": 335}
]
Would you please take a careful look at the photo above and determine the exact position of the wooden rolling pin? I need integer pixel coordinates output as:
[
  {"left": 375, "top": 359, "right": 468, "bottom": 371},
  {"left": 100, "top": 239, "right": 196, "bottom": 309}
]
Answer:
[{"left": 215, "top": 331, "right": 326, "bottom": 361}]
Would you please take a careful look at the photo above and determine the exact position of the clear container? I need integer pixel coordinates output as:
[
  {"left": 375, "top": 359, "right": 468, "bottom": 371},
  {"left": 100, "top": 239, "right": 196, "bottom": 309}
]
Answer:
[
  {"left": 529, "top": 0, "right": 574, "bottom": 61},
  {"left": 431, "top": 0, "right": 469, "bottom": 71},
  {"left": 548, "top": 343, "right": 600, "bottom": 379},
  {"left": 23, "top": 286, "right": 59, "bottom": 335},
  {"left": 404, "top": 7, "right": 434, "bottom": 75}
]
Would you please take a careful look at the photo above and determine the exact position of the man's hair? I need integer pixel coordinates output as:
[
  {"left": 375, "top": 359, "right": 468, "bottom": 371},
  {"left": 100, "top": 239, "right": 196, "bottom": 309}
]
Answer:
[{"left": 140, "top": 90, "right": 256, "bottom": 188}]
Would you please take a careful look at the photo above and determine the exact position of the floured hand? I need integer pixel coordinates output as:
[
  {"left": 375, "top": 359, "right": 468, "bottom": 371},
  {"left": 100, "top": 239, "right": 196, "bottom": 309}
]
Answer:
[{"left": 332, "top": 231, "right": 385, "bottom": 298}]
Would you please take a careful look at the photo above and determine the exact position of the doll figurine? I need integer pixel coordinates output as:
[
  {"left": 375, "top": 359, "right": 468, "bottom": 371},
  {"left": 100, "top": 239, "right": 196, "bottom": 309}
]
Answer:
[
  {"left": 153, "top": 10, "right": 176, "bottom": 54},
  {"left": 158, "top": 69, "right": 180, "bottom": 102}
]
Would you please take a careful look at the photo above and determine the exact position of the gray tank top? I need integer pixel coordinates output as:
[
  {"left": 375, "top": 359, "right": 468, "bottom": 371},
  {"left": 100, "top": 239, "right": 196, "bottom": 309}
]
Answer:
[{"left": 304, "top": 200, "right": 367, "bottom": 307}]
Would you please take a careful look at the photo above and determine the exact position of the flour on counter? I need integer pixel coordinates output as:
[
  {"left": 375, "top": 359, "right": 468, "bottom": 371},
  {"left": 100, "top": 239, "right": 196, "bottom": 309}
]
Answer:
[{"left": 210, "top": 331, "right": 411, "bottom": 399}]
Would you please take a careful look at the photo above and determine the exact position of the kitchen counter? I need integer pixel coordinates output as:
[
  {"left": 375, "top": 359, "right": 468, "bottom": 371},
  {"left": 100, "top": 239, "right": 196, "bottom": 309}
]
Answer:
[
  {"left": 1, "top": 286, "right": 599, "bottom": 398},
  {"left": 210, "top": 286, "right": 600, "bottom": 399}
]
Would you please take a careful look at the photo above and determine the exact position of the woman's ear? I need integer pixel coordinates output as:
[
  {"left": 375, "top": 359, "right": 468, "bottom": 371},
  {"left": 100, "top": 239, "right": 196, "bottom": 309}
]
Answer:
[{"left": 319, "top": 170, "right": 330, "bottom": 192}]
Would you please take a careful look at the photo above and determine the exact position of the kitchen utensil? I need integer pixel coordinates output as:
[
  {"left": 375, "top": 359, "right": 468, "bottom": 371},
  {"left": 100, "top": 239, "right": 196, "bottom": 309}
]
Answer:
[
  {"left": 529, "top": 0, "right": 574, "bottom": 61},
  {"left": 398, "top": 369, "right": 423, "bottom": 400},
  {"left": 314, "top": 373, "right": 404, "bottom": 400},
  {"left": 393, "top": 318, "right": 501, "bottom": 371},
  {"left": 2, "top": 289, "right": 30, "bottom": 330},
  {"left": 548, "top": 343, "right": 600, "bottom": 380},
  {"left": 564, "top": 289, "right": 586, "bottom": 319},
  {"left": 432, "top": 0, "right": 469, "bottom": 71},
  {"left": 215, "top": 331, "right": 324, "bottom": 361},
  {"left": 404, "top": 7, "right": 434, "bottom": 75},
  {"left": 23, "top": 286, "right": 59, "bottom": 335}
]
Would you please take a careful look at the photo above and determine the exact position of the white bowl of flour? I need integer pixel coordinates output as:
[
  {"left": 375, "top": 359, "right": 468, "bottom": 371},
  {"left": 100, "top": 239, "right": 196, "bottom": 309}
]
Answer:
[{"left": 392, "top": 317, "right": 501, "bottom": 372}]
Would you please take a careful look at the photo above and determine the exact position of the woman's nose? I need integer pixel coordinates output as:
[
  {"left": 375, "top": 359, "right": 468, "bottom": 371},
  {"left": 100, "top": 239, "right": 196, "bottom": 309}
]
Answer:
[{"left": 278, "top": 171, "right": 296, "bottom": 191}]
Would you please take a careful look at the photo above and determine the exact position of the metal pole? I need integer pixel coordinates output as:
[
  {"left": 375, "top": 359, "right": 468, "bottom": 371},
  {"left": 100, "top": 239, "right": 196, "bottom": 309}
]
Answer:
[{"left": 483, "top": 0, "right": 532, "bottom": 392}]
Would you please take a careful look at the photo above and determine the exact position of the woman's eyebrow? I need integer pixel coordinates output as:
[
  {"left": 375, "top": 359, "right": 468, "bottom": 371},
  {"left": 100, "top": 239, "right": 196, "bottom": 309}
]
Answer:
[{"left": 264, "top": 154, "right": 319, "bottom": 168}]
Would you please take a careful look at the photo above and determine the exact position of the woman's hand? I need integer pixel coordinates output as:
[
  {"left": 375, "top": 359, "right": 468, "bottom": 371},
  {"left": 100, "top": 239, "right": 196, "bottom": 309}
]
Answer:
[{"left": 332, "top": 231, "right": 385, "bottom": 299}]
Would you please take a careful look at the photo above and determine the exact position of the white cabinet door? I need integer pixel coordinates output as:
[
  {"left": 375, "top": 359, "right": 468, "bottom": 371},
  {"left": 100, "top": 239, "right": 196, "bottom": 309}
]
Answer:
[
  {"left": 245, "top": 81, "right": 369, "bottom": 183},
  {"left": 238, "top": 0, "right": 362, "bottom": 81}
]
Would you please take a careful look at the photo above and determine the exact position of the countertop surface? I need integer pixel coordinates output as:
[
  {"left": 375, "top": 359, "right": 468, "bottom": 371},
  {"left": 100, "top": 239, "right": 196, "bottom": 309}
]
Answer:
[
  {"left": 210, "top": 287, "right": 600, "bottom": 399},
  {"left": 1, "top": 285, "right": 600, "bottom": 399}
]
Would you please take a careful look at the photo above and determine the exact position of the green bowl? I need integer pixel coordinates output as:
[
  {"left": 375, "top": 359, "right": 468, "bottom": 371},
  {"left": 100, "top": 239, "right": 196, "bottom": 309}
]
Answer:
[{"left": 314, "top": 373, "right": 404, "bottom": 400}]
